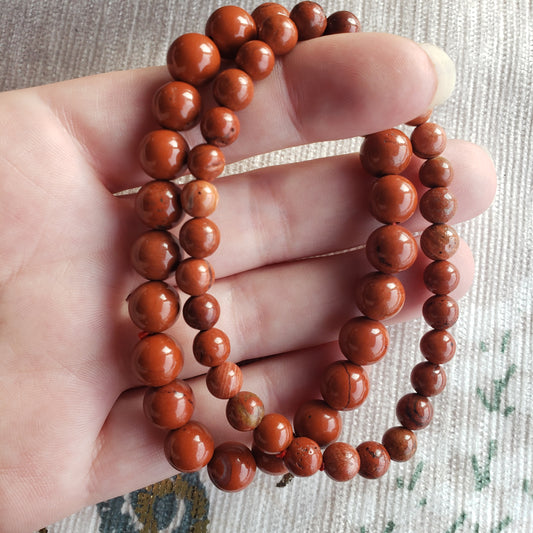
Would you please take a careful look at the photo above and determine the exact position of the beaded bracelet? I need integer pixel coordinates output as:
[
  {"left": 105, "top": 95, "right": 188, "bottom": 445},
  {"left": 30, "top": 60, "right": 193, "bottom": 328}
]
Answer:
[{"left": 127, "top": 2, "right": 460, "bottom": 491}]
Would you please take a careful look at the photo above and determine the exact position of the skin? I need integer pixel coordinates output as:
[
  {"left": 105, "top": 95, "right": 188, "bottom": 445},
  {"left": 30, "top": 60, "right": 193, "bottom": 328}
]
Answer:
[{"left": 0, "top": 33, "right": 496, "bottom": 532}]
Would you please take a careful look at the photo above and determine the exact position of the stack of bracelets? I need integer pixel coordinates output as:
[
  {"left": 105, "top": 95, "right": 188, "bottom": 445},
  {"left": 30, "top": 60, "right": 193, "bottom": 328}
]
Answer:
[{"left": 127, "top": 2, "right": 460, "bottom": 491}]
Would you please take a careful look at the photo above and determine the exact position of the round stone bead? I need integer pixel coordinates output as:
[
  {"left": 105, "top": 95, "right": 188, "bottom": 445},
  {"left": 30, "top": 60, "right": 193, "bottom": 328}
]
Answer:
[
  {"left": 143, "top": 379, "right": 194, "bottom": 429},
  {"left": 365, "top": 224, "right": 418, "bottom": 274},
  {"left": 226, "top": 391, "right": 265, "bottom": 431},
  {"left": 165, "top": 420, "right": 214, "bottom": 472},
  {"left": 132, "top": 333, "right": 183, "bottom": 387},
  {"left": 213, "top": 68, "right": 254, "bottom": 111},
  {"left": 424, "top": 260, "right": 460, "bottom": 295},
  {"left": 355, "top": 272, "right": 406, "bottom": 321},
  {"left": 252, "top": 3, "right": 290, "bottom": 28},
  {"left": 206, "top": 361, "right": 242, "bottom": 399},
  {"left": 253, "top": 413, "right": 293, "bottom": 454},
  {"left": 419, "top": 156, "right": 454, "bottom": 188},
  {"left": 208, "top": 442, "right": 256, "bottom": 492},
  {"left": 382, "top": 426, "right": 417, "bottom": 462},
  {"left": 320, "top": 361, "right": 369, "bottom": 411},
  {"left": 420, "top": 329, "right": 456, "bottom": 364},
  {"left": 180, "top": 180, "right": 219, "bottom": 218},
  {"left": 284, "top": 437, "right": 323, "bottom": 477},
  {"left": 205, "top": 6, "right": 257, "bottom": 58},
  {"left": 152, "top": 81, "right": 201, "bottom": 131},
  {"left": 293, "top": 399, "right": 342, "bottom": 447},
  {"left": 360, "top": 129, "right": 413, "bottom": 176},
  {"left": 139, "top": 129, "right": 188, "bottom": 181},
  {"left": 130, "top": 230, "right": 181, "bottom": 281},
  {"left": 187, "top": 144, "right": 225, "bottom": 181},
  {"left": 322, "top": 442, "right": 360, "bottom": 481},
  {"left": 135, "top": 180, "right": 183, "bottom": 230},
  {"left": 357, "top": 441, "right": 391, "bottom": 479},
  {"left": 179, "top": 217, "right": 220, "bottom": 259},
  {"left": 252, "top": 444, "right": 289, "bottom": 475},
  {"left": 258, "top": 14, "right": 298, "bottom": 55},
  {"left": 406, "top": 109, "right": 432, "bottom": 126},
  {"left": 201, "top": 107, "right": 240, "bottom": 147},
  {"left": 338, "top": 316, "right": 389, "bottom": 365},
  {"left": 183, "top": 293, "right": 220, "bottom": 330},
  {"left": 420, "top": 223, "right": 460, "bottom": 260},
  {"left": 420, "top": 187, "right": 457, "bottom": 223},
  {"left": 193, "top": 328, "right": 231, "bottom": 367},
  {"left": 411, "top": 122, "right": 447, "bottom": 159},
  {"left": 325, "top": 10, "right": 361, "bottom": 34},
  {"left": 423, "top": 294, "right": 459, "bottom": 330},
  {"left": 411, "top": 362, "right": 447, "bottom": 397},
  {"left": 235, "top": 40, "right": 275, "bottom": 80},
  {"left": 175, "top": 258, "right": 214, "bottom": 296},
  {"left": 369, "top": 174, "right": 418, "bottom": 224},
  {"left": 127, "top": 281, "right": 179, "bottom": 333},
  {"left": 167, "top": 33, "right": 221, "bottom": 86},
  {"left": 290, "top": 1, "right": 327, "bottom": 40},
  {"left": 396, "top": 393, "right": 433, "bottom": 430}
]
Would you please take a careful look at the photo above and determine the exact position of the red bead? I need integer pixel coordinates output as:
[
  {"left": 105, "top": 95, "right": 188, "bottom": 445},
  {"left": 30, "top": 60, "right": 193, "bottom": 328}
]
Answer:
[
  {"left": 320, "top": 361, "right": 369, "bottom": 411},
  {"left": 201, "top": 106, "right": 240, "bottom": 147},
  {"left": 419, "top": 187, "right": 457, "bottom": 223},
  {"left": 187, "top": 144, "right": 225, "bottom": 181},
  {"left": 325, "top": 11, "right": 361, "bottom": 34},
  {"left": 152, "top": 81, "right": 201, "bottom": 131},
  {"left": 258, "top": 14, "right": 298, "bottom": 56},
  {"left": 180, "top": 180, "right": 219, "bottom": 218},
  {"left": 193, "top": 328, "right": 231, "bottom": 367},
  {"left": 369, "top": 174, "right": 418, "bottom": 224},
  {"left": 290, "top": 1, "right": 327, "bottom": 40},
  {"left": 135, "top": 180, "right": 183, "bottom": 230},
  {"left": 293, "top": 399, "right": 342, "bottom": 447},
  {"left": 360, "top": 129, "right": 413, "bottom": 176},
  {"left": 175, "top": 258, "right": 214, "bottom": 296},
  {"left": 423, "top": 294, "right": 459, "bottom": 329},
  {"left": 226, "top": 391, "right": 265, "bottom": 431},
  {"left": 252, "top": 3, "right": 290, "bottom": 28},
  {"left": 382, "top": 426, "right": 417, "bottom": 462},
  {"left": 183, "top": 293, "right": 220, "bottom": 330},
  {"left": 253, "top": 413, "right": 293, "bottom": 454},
  {"left": 130, "top": 230, "right": 181, "bottom": 281},
  {"left": 411, "top": 362, "right": 447, "bottom": 396},
  {"left": 396, "top": 393, "right": 433, "bottom": 430},
  {"left": 355, "top": 272, "right": 406, "bottom": 321},
  {"left": 424, "top": 260, "right": 460, "bottom": 295},
  {"left": 252, "top": 444, "right": 289, "bottom": 475},
  {"left": 143, "top": 379, "right": 194, "bottom": 429},
  {"left": 406, "top": 109, "right": 432, "bottom": 126},
  {"left": 411, "top": 122, "right": 447, "bottom": 159},
  {"left": 207, "top": 442, "right": 256, "bottom": 491},
  {"left": 139, "top": 129, "right": 188, "bottom": 180},
  {"left": 420, "top": 329, "right": 456, "bottom": 364},
  {"left": 284, "top": 437, "right": 323, "bottom": 477},
  {"left": 322, "top": 442, "right": 360, "bottom": 481},
  {"left": 357, "top": 441, "right": 390, "bottom": 479},
  {"left": 338, "top": 316, "right": 389, "bottom": 365},
  {"left": 179, "top": 217, "right": 220, "bottom": 259},
  {"left": 235, "top": 40, "right": 275, "bottom": 81},
  {"left": 420, "top": 223, "right": 460, "bottom": 260},
  {"left": 165, "top": 421, "right": 214, "bottom": 472},
  {"left": 419, "top": 156, "right": 454, "bottom": 188},
  {"left": 213, "top": 68, "right": 254, "bottom": 111},
  {"left": 206, "top": 361, "right": 242, "bottom": 399}
]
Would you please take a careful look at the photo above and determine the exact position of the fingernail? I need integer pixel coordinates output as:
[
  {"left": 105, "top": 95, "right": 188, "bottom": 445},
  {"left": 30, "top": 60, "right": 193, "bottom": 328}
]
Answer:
[{"left": 418, "top": 43, "right": 456, "bottom": 108}]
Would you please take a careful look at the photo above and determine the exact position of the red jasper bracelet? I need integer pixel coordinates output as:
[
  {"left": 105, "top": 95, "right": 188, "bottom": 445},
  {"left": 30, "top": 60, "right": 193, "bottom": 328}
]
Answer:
[{"left": 127, "top": 2, "right": 460, "bottom": 492}]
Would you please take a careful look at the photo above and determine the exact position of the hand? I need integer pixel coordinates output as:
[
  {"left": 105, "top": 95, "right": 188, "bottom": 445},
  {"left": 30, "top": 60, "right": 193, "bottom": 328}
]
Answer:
[{"left": 0, "top": 33, "right": 495, "bottom": 532}]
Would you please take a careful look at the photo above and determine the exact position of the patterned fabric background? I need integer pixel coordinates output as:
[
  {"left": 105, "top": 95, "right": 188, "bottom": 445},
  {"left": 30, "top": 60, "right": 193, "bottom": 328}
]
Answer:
[{"left": 1, "top": 0, "right": 531, "bottom": 531}]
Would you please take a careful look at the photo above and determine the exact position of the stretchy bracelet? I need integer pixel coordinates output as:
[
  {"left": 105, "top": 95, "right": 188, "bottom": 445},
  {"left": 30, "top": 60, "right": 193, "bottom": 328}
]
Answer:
[{"left": 127, "top": 2, "right": 461, "bottom": 492}]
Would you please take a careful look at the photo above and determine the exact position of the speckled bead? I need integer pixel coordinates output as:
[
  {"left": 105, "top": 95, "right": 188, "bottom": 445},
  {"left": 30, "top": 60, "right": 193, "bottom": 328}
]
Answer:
[
  {"left": 369, "top": 174, "right": 418, "bottom": 224},
  {"left": 201, "top": 106, "right": 240, "bottom": 147},
  {"left": 135, "top": 180, "right": 183, "bottom": 230},
  {"left": 424, "top": 260, "right": 460, "bottom": 295},
  {"left": 355, "top": 272, "right": 406, "bottom": 321},
  {"left": 420, "top": 223, "right": 460, "bottom": 260},
  {"left": 423, "top": 294, "right": 459, "bottom": 329},
  {"left": 420, "top": 329, "right": 456, "bottom": 364},
  {"left": 258, "top": 14, "right": 298, "bottom": 55},
  {"left": 179, "top": 217, "right": 220, "bottom": 259},
  {"left": 325, "top": 10, "right": 361, "bottom": 34},
  {"left": 320, "top": 361, "right": 369, "bottom": 411},
  {"left": 411, "top": 122, "right": 447, "bottom": 159},
  {"left": 419, "top": 156, "right": 454, "bottom": 188},
  {"left": 419, "top": 187, "right": 457, "bottom": 223},
  {"left": 180, "top": 180, "right": 219, "bottom": 218},
  {"left": 293, "top": 399, "right": 342, "bottom": 447},
  {"left": 183, "top": 293, "right": 220, "bottom": 330},
  {"left": 187, "top": 144, "right": 225, "bottom": 181},
  {"left": 357, "top": 441, "right": 391, "bottom": 479},
  {"left": 252, "top": 444, "right": 289, "bottom": 475},
  {"left": 143, "top": 379, "right": 194, "bottom": 429},
  {"left": 284, "top": 437, "right": 323, "bottom": 477},
  {"left": 207, "top": 442, "right": 256, "bottom": 492},
  {"left": 252, "top": 3, "right": 290, "bottom": 28},
  {"left": 360, "top": 129, "right": 413, "bottom": 176},
  {"left": 322, "top": 442, "right": 360, "bottom": 481},
  {"left": 206, "top": 361, "right": 242, "bottom": 399},
  {"left": 130, "top": 230, "right": 181, "bottom": 280},
  {"left": 139, "top": 130, "right": 188, "bottom": 180},
  {"left": 213, "top": 68, "right": 254, "bottom": 111},
  {"left": 175, "top": 258, "right": 214, "bottom": 296},
  {"left": 226, "top": 391, "right": 265, "bottom": 431},
  {"left": 165, "top": 421, "right": 214, "bottom": 472},
  {"left": 152, "top": 81, "right": 201, "bottom": 131},
  {"left": 338, "top": 316, "right": 389, "bottom": 366},
  {"left": 235, "top": 40, "right": 275, "bottom": 80},
  {"left": 382, "top": 426, "right": 417, "bottom": 462},
  {"left": 290, "top": 1, "right": 327, "bottom": 40},
  {"left": 411, "top": 362, "right": 447, "bottom": 397},
  {"left": 396, "top": 393, "right": 433, "bottom": 430},
  {"left": 253, "top": 413, "right": 293, "bottom": 454},
  {"left": 193, "top": 328, "right": 231, "bottom": 367}
]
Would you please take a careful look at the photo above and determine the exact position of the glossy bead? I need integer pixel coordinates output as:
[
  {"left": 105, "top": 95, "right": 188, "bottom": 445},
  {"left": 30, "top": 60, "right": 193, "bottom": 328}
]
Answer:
[
  {"left": 419, "top": 156, "right": 454, "bottom": 187},
  {"left": 253, "top": 413, "right": 293, "bottom": 454},
  {"left": 139, "top": 129, "right": 188, "bottom": 181},
  {"left": 193, "top": 328, "right": 231, "bottom": 367},
  {"left": 205, "top": 6, "right": 257, "bottom": 58},
  {"left": 252, "top": 3, "right": 290, "bottom": 28},
  {"left": 130, "top": 230, "right": 181, "bottom": 281},
  {"left": 369, "top": 174, "right": 418, "bottom": 224},
  {"left": 357, "top": 441, "right": 390, "bottom": 479},
  {"left": 201, "top": 106, "right": 240, "bottom": 147},
  {"left": 320, "top": 361, "right": 369, "bottom": 411},
  {"left": 127, "top": 281, "right": 179, "bottom": 333},
  {"left": 213, "top": 68, "right": 254, "bottom": 111},
  {"left": 187, "top": 144, "right": 225, "bottom": 181},
  {"left": 235, "top": 40, "right": 275, "bottom": 80},
  {"left": 420, "top": 187, "right": 457, "bottom": 223},
  {"left": 226, "top": 391, "right": 265, "bottom": 431},
  {"left": 382, "top": 426, "right": 417, "bottom": 462},
  {"left": 206, "top": 361, "right": 242, "bottom": 399},
  {"left": 293, "top": 399, "right": 342, "bottom": 446},
  {"left": 406, "top": 109, "right": 432, "bottom": 126},
  {"left": 411, "top": 122, "right": 447, "bottom": 159},
  {"left": 165, "top": 421, "right": 214, "bottom": 472},
  {"left": 290, "top": 1, "right": 327, "bottom": 40},
  {"left": 180, "top": 180, "right": 219, "bottom": 218},
  {"left": 179, "top": 217, "right": 220, "bottom": 259},
  {"left": 325, "top": 10, "right": 361, "bottom": 34},
  {"left": 420, "top": 329, "right": 456, "bottom": 364},
  {"left": 143, "top": 379, "right": 194, "bottom": 429},
  {"left": 423, "top": 295, "right": 459, "bottom": 330},
  {"left": 284, "top": 437, "right": 323, "bottom": 477},
  {"left": 424, "top": 260, "right": 460, "bottom": 295},
  {"left": 322, "top": 442, "right": 360, "bottom": 481},
  {"left": 131, "top": 333, "right": 183, "bottom": 387},
  {"left": 411, "top": 362, "right": 447, "bottom": 396},
  {"left": 175, "top": 258, "right": 214, "bottom": 296},
  {"left": 355, "top": 272, "right": 406, "bottom": 321},
  {"left": 167, "top": 33, "right": 221, "bottom": 86},
  {"left": 135, "top": 180, "right": 183, "bottom": 230},
  {"left": 338, "top": 316, "right": 389, "bottom": 366},
  {"left": 252, "top": 444, "right": 289, "bottom": 475},
  {"left": 360, "top": 129, "right": 413, "bottom": 177},
  {"left": 396, "top": 393, "right": 433, "bottom": 430},
  {"left": 208, "top": 442, "right": 256, "bottom": 492},
  {"left": 420, "top": 223, "right": 460, "bottom": 260},
  {"left": 152, "top": 81, "right": 201, "bottom": 131},
  {"left": 258, "top": 14, "right": 298, "bottom": 56},
  {"left": 183, "top": 293, "right": 220, "bottom": 330},
  {"left": 365, "top": 224, "right": 418, "bottom": 274}
]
